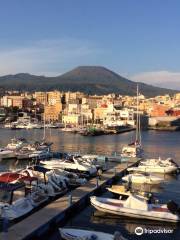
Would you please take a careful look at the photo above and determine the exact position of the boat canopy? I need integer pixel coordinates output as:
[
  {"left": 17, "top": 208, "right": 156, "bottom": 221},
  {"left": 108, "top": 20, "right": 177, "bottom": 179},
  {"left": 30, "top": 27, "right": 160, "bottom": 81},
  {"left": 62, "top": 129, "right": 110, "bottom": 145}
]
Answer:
[
  {"left": 0, "top": 182, "right": 25, "bottom": 192},
  {"left": 0, "top": 173, "right": 22, "bottom": 183},
  {"left": 124, "top": 195, "right": 148, "bottom": 211}
]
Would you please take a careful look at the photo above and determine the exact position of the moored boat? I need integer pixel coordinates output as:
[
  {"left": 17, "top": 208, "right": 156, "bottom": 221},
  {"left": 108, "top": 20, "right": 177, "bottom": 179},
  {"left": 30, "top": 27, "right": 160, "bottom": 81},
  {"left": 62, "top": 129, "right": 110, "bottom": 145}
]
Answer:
[
  {"left": 42, "top": 156, "right": 97, "bottom": 176},
  {"left": 127, "top": 165, "right": 177, "bottom": 174},
  {"left": 0, "top": 182, "right": 34, "bottom": 220},
  {"left": 59, "top": 228, "right": 128, "bottom": 240},
  {"left": 90, "top": 195, "right": 180, "bottom": 222},
  {"left": 122, "top": 173, "right": 164, "bottom": 184}
]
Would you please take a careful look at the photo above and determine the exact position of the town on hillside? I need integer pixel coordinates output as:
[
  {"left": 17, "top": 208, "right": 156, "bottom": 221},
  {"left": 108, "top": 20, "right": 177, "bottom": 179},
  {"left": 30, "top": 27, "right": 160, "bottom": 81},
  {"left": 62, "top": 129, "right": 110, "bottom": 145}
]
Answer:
[{"left": 0, "top": 90, "right": 180, "bottom": 134}]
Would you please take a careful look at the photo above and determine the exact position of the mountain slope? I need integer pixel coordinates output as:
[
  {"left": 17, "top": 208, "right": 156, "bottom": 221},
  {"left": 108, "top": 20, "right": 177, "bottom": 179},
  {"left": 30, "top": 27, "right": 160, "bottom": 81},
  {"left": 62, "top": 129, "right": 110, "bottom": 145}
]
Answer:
[{"left": 0, "top": 66, "right": 178, "bottom": 97}]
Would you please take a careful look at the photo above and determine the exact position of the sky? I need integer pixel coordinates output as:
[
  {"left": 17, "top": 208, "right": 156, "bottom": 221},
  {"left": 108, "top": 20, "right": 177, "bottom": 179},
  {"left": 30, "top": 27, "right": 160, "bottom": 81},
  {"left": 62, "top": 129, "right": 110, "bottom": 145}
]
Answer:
[{"left": 0, "top": 0, "right": 180, "bottom": 89}]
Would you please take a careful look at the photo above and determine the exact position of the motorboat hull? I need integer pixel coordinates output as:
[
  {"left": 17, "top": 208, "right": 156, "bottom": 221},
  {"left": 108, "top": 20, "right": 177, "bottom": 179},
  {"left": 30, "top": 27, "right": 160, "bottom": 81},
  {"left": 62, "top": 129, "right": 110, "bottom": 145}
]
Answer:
[
  {"left": 122, "top": 174, "right": 163, "bottom": 184},
  {"left": 90, "top": 197, "right": 179, "bottom": 222},
  {"left": 59, "top": 228, "right": 115, "bottom": 240}
]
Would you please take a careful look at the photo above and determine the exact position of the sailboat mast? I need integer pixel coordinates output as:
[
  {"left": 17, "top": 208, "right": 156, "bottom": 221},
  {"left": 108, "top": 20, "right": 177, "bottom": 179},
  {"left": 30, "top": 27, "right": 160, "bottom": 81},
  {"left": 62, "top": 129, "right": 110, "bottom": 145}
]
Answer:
[
  {"left": 136, "top": 84, "right": 139, "bottom": 142},
  {"left": 43, "top": 95, "right": 46, "bottom": 140},
  {"left": 136, "top": 84, "right": 142, "bottom": 145}
]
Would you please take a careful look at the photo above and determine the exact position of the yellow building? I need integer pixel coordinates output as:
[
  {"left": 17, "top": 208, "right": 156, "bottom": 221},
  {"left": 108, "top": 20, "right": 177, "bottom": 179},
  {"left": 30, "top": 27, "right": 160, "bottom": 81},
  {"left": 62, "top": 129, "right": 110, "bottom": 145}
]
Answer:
[
  {"left": 65, "top": 91, "right": 86, "bottom": 103},
  {"left": 62, "top": 114, "right": 81, "bottom": 125},
  {"left": 174, "top": 93, "right": 180, "bottom": 100},
  {"left": 44, "top": 103, "right": 62, "bottom": 121},
  {"left": 34, "top": 92, "right": 47, "bottom": 104},
  {"left": 47, "top": 91, "right": 62, "bottom": 105},
  {"left": 1, "top": 95, "right": 24, "bottom": 108}
]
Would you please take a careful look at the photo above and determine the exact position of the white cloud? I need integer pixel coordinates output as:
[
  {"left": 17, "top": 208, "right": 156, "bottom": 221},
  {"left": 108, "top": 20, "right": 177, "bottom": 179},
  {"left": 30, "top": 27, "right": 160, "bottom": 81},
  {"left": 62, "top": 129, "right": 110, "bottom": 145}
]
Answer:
[
  {"left": 0, "top": 39, "right": 101, "bottom": 76},
  {"left": 129, "top": 71, "right": 180, "bottom": 90}
]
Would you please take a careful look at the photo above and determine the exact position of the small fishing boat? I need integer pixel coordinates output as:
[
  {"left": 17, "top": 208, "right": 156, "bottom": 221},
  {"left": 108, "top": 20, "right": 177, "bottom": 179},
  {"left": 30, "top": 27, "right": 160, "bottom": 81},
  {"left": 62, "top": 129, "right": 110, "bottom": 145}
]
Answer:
[
  {"left": 90, "top": 195, "right": 180, "bottom": 222},
  {"left": 122, "top": 173, "right": 164, "bottom": 184},
  {"left": 59, "top": 228, "right": 127, "bottom": 240}
]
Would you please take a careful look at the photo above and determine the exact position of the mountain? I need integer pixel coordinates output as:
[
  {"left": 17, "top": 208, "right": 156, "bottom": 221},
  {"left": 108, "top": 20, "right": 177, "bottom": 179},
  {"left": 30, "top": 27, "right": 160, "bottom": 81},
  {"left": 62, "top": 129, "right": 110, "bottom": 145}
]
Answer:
[{"left": 0, "top": 66, "right": 178, "bottom": 97}]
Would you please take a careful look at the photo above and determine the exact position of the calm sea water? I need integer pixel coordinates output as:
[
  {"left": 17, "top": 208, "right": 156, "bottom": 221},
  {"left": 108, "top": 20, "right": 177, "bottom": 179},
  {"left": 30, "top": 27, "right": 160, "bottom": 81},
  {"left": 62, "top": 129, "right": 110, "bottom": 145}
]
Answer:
[{"left": 0, "top": 129, "right": 180, "bottom": 240}]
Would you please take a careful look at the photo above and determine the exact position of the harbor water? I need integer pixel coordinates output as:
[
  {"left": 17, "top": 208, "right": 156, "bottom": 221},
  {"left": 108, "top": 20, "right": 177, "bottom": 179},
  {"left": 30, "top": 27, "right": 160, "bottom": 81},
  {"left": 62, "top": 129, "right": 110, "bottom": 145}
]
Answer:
[{"left": 0, "top": 128, "right": 180, "bottom": 239}]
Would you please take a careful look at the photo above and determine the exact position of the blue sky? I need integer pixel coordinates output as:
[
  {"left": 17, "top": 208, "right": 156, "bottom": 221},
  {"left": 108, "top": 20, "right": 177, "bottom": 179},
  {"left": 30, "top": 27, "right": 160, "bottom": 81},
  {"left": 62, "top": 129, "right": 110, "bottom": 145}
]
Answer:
[{"left": 0, "top": 0, "right": 180, "bottom": 89}]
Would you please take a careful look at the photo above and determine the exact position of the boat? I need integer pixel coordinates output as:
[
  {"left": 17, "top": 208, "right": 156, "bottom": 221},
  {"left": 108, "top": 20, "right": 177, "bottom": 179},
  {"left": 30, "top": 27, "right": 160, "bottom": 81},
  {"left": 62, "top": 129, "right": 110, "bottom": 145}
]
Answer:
[
  {"left": 121, "top": 85, "right": 143, "bottom": 160},
  {"left": 107, "top": 184, "right": 153, "bottom": 202},
  {"left": 42, "top": 156, "right": 97, "bottom": 176},
  {"left": 59, "top": 228, "right": 127, "bottom": 240},
  {"left": 53, "top": 169, "right": 87, "bottom": 187},
  {"left": 90, "top": 195, "right": 180, "bottom": 222},
  {"left": 127, "top": 164, "right": 177, "bottom": 174},
  {"left": 0, "top": 148, "right": 16, "bottom": 160},
  {"left": 122, "top": 173, "right": 164, "bottom": 184},
  {"left": 0, "top": 172, "right": 49, "bottom": 206},
  {"left": 25, "top": 122, "right": 42, "bottom": 129},
  {"left": 0, "top": 182, "right": 34, "bottom": 220},
  {"left": 140, "top": 157, "right": 177, "bottom": 167},
  {"left": 23, "top": 165, "right": 68, "bottom": 197},
  {"left": 29, "top": 150, "right": 52, "bottom": 160},
  {"left": 6, "top": 138, "right": 25, "bottom": 150},
  {"left": 121, "top": 143, "right": 143, "bottom": 159},
  {"left": 82, "top": 155, "right": 108, "bottom": 171}
]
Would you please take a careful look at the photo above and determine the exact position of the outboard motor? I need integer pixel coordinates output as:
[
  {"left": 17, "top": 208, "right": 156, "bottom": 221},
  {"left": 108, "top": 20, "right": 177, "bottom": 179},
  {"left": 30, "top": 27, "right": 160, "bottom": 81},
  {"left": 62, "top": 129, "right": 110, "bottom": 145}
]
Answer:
[{"left": 167, "top": 200, "right": 179, "bottom": 214}]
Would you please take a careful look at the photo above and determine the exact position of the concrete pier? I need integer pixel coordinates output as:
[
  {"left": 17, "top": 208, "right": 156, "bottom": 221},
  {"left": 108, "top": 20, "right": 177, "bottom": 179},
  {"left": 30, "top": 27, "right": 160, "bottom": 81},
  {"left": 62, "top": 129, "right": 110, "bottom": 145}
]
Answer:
[{"left": 0, "top": 162, "right": 135, "bottom": 240}]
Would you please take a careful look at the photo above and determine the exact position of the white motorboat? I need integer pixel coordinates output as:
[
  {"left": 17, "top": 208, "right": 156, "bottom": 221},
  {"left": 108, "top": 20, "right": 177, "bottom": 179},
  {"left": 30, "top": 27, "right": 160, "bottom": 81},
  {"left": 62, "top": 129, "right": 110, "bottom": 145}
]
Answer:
[
  {"left": 121, "top": 143, "right": 143, "bottom": 159},
  {"left": 42, "top": 157, "right": 97, "bottom": 176},
  {"left": 0, "top": 182, "right": 34, "bottom": 220},
  {"left": 0, "top": 148, "right": 16, "bottom": 160},
  {"left": 59, "top": 228, "right": 127, "bottom": 240},
  {"left": 23, "top": 165, "right": 68, "bottom": 197},
  {"left": 6, "top": 138, "right": 25, "bottom": 150},
  {"left": 0, "top": 172, "right": 49, "bottom": 207},
  {"left": 82, "top": 155, "right": 108, "bottom": 170},
  {"left": 122, "top": 173, "right": 164, "bottom": 184},
  {"left": 90, "top": 195, "right": 180, "bottom": 222},
  {"left": 53, "top": 169, "right": 87, "bottom": 187},
  {"left": 107, "top": 185, "right": 150, "bottom": 200},
  {"left": 29, "top": 150, "right": 52, "bottom": 159},
  {"left": 26, "top": 122, "right": 42, "bottom": 129},
  {"left": 127, "top": 164, "right": 177, "bottom": 174},
  {"left": 140, "top": 157, "right": 177, "bottom": 167}
]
